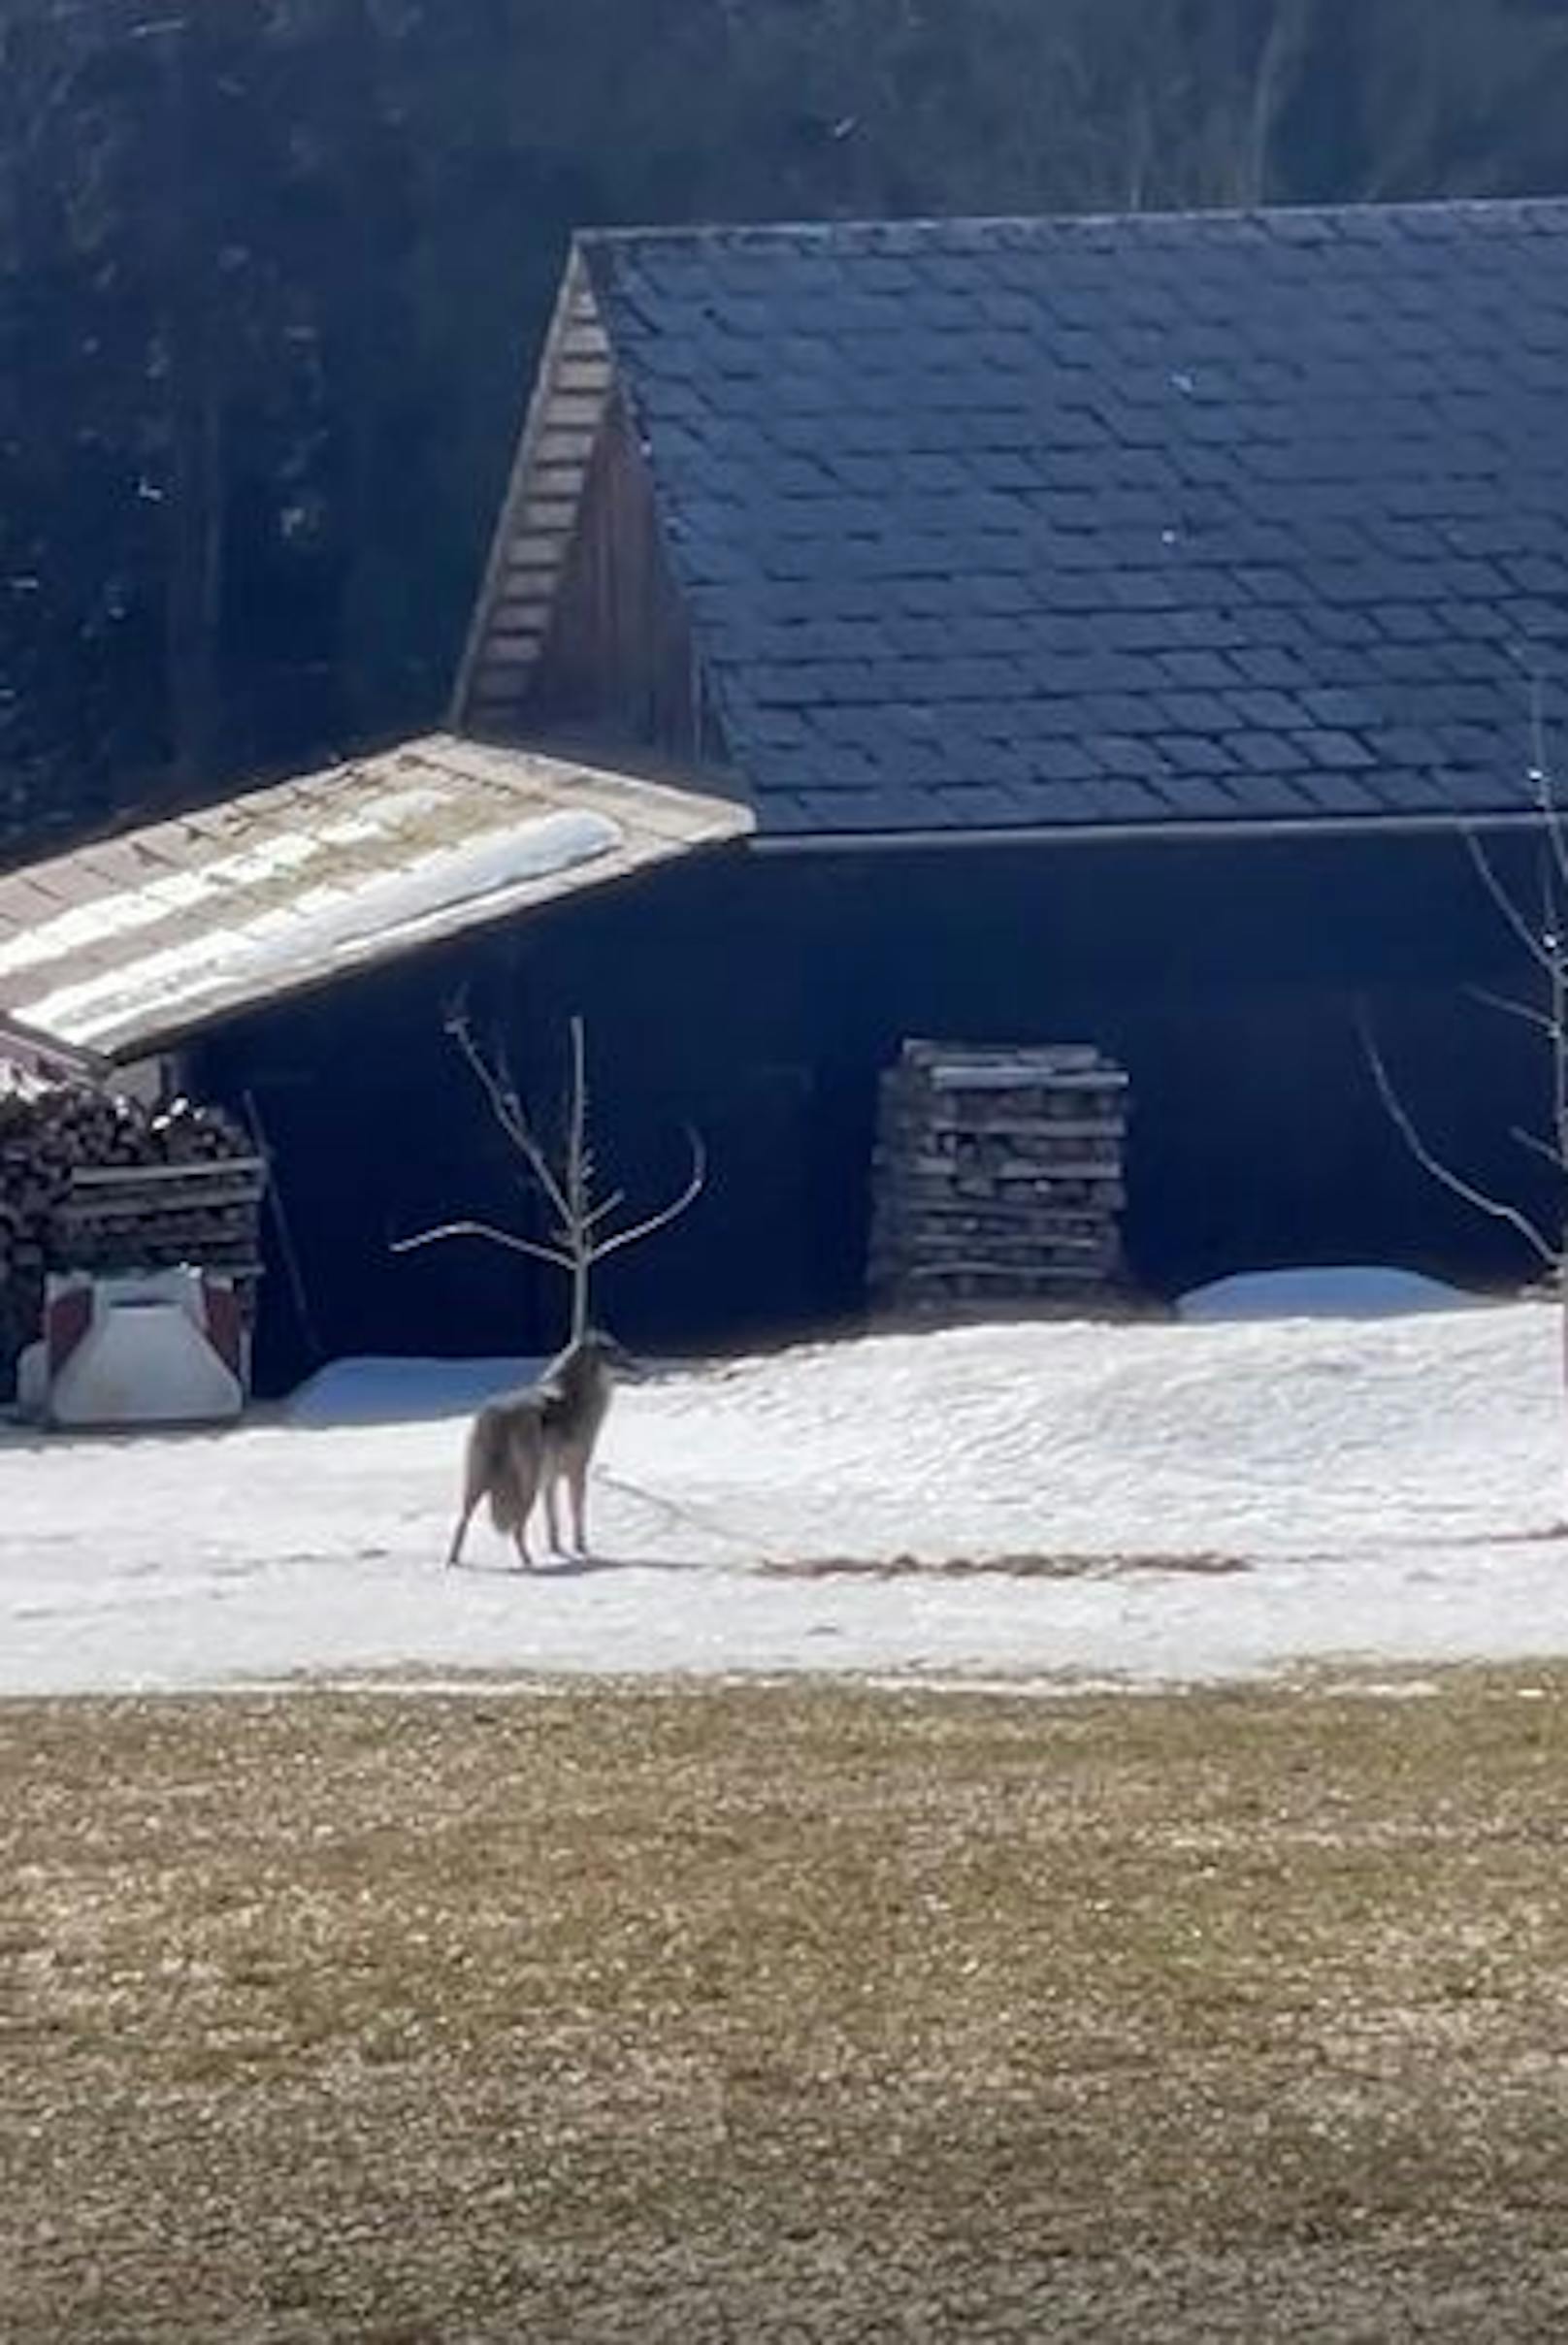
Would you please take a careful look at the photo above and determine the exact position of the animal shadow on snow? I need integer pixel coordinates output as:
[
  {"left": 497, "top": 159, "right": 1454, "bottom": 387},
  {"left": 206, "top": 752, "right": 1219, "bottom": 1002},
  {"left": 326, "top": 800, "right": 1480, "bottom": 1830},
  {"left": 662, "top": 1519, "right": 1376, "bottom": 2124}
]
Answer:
[
  {"left": 448, "top": 1547, "right": 695, "bottom": 1579},
  {"left": 0, "top": 1417, "right": 241, "bottom": 1458}
]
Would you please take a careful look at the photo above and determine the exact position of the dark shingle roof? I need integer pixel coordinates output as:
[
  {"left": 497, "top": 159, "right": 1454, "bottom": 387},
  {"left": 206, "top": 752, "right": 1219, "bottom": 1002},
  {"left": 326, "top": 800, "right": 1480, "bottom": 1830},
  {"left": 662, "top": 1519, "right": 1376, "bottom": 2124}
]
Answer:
[{"left": 578, "top": 201, "right": 1568, "bottom": 837}]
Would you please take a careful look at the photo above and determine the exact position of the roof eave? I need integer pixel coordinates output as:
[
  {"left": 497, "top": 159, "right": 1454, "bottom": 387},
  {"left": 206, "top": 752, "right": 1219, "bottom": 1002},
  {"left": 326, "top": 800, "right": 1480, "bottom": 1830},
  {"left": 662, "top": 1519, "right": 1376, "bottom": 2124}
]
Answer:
[
  {"left": 87, "top": 827, "right": 752, "bottom": 1068},
  {"left": 0, "top": 734, "right": 754, "bottom": 1067},
  {"left": 748, "top": 808, "right": 1552, "bottom": 853},
  {"left": 0, "top": 1010, "right": 112, "bottom": 1082}
]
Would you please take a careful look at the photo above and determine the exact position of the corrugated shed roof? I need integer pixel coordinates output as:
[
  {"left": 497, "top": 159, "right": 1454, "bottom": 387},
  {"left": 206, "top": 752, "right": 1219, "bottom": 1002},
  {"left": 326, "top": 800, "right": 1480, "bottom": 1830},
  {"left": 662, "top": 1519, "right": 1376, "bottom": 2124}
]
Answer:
[
  {"left": 469, "top": 199, "right": 1568, "bottom": 837},
  {"left": 0, "top": 734, "right": 749, "bottom": 1059}
]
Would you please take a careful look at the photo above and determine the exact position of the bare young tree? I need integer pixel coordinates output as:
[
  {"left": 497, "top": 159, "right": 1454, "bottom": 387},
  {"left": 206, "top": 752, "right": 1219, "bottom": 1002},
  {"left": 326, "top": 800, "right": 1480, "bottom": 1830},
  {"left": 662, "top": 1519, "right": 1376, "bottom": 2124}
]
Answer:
[
  {"left": 393, "top": 999, "right": 705, "bottom": 1344},
  {"left": 1363, "top": 685, "right": 1568, "bottom": 1388}
]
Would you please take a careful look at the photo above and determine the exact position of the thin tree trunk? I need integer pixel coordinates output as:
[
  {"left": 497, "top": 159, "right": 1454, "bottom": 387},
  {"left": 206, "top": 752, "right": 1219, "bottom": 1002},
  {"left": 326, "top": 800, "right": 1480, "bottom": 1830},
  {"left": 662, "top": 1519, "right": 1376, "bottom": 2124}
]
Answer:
[
  {"left": 166, "top": 367, "right": 225, "bottom": 796},
  {"left": 157, "top": 15, "right": 225, "bottom": 798},
  {"left": 1547, "top": 858, "right": 1568, "bottom": 1447},
  {"left": 567, "top": 1014, "right": 591, "bottom": 1342},
  {"left": 1237, "top": 0, "right": 1306, "bottom": 206},
  {"left": 394, "top": 1007, "right": 705, "bottom": 1347}
]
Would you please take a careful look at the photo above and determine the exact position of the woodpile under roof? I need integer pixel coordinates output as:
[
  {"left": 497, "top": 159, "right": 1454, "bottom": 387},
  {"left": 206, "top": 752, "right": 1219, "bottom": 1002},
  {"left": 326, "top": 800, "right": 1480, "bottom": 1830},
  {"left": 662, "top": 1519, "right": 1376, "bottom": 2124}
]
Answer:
[
  {"left": 869, "top": 1039, "right": 1130, "bottom": 1319},
  {"left": 0, "top": 1082, "right": 264, "bottom": 1394}
]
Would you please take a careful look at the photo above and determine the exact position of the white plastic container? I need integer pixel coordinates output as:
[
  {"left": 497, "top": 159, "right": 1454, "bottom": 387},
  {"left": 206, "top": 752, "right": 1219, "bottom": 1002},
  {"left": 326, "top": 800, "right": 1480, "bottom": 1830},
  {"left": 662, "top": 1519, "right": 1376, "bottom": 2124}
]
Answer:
[{"left": 43, "top": 1267, "right": 248, "bottom": 1430}]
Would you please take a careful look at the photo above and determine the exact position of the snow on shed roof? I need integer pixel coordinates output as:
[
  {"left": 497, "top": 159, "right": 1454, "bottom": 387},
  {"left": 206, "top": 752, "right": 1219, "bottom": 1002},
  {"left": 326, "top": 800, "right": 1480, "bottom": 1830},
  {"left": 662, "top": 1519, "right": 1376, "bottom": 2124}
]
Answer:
[
  {"left": 0, "top": 734, "right": 751, "bottom": 1060},
  {"left": 0, "top": 1010, "right": 105, "bottom": 1091}
]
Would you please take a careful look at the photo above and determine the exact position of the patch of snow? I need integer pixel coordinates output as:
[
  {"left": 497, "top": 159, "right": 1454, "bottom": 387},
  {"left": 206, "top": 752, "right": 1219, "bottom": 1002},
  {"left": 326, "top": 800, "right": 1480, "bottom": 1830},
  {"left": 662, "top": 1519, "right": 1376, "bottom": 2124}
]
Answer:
[
  {"left": 0, "top": 789, "right": 455, "bottom": 989},
  {"left": 242, "top": 811, "right": 622, "bottom": 970},
  {"left": 0, "top": 1056, "right": 49, "bottom": 1100},
  {"left": 310, "top": 784, "right": 451, "bottom": 850},
  {"left": 0, "top": 832, "right": 325, "bottom": 983},
  {"left": 286, "top": 1356, "right": 545, "bottom": 1429},
  {"left": 1179, "top": 1265, "right": 1482, "bottom": 1323},
  {"left": 19, "top": 811, "right": 621, "bottom": 1045},
  {"left": 4, "top": 1302, "right": 1568, "bottom": 1696}
]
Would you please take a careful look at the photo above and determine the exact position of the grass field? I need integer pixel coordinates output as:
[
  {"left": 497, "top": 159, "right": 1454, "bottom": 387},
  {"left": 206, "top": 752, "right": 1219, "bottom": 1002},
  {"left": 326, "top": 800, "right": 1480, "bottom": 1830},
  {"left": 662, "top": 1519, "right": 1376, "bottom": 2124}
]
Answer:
[{"left": 6, "top": 1672, "right": 1568, "bottom": 2341}]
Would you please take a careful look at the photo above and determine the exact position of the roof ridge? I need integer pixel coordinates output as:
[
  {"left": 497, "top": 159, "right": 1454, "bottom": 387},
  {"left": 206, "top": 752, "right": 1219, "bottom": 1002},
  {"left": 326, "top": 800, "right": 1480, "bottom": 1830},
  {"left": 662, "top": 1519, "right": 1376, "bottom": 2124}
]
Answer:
[{"left": 576, "top": 192, "right": 1568, "bottom": 254}]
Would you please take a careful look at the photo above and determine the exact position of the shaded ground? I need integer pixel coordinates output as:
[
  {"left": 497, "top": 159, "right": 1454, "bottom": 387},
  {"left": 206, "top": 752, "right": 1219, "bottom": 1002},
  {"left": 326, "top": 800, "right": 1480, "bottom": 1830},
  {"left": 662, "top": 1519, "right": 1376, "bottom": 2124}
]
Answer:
[{"left": 5, "top": 1672, "right": 1568, "bottom": 2340}]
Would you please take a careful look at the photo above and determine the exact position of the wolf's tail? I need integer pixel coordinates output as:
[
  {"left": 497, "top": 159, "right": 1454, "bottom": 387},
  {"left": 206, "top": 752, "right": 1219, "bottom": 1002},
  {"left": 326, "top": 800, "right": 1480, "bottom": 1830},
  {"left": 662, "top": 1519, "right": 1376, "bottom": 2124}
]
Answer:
[
  {"left": 458, "top": 1408, "right": 507, "bottom": 1531},
  {"left": 480, "top": 1404, "right": 546, "bottom": 1534}
]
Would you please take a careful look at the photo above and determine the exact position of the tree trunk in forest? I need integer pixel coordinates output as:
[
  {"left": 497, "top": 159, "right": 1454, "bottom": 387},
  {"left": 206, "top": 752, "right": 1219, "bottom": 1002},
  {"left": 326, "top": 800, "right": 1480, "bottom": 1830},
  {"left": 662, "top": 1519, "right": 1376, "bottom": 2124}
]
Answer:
[{"left": 155, "top": 14, "right": 225, "bottom": 800}]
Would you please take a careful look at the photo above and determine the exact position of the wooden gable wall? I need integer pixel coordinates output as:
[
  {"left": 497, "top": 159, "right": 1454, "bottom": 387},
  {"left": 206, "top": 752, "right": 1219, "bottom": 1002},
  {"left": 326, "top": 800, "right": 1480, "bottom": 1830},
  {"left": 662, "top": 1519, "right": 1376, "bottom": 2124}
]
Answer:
[
  {"left": 453, "top": 251, "right": 614, "bottom": 737},
  {"left": 523, "top": 395, "right": 723, "bottom": 774}
]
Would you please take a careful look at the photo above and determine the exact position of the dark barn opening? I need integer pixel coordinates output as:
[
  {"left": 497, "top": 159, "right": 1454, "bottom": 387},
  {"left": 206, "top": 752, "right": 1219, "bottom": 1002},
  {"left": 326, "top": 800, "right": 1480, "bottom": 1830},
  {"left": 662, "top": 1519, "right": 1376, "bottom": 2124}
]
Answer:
[{"left": 196, "top": 823, "right": 1550, "bottom": 1394}]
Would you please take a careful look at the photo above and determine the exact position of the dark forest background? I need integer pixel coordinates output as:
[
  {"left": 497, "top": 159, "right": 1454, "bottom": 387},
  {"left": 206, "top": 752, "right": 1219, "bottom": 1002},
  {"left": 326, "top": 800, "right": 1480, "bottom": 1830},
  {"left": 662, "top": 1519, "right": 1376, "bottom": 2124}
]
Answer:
[{"left": 4, "top": 0, "right": 1568, "bottom": 863}]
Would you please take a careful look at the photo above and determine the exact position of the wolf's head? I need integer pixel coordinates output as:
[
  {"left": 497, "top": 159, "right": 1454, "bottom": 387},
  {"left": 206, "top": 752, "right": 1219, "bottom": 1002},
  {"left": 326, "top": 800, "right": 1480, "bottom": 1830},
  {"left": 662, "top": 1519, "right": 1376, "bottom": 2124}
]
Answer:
[{"left": 576, "top": 1325, "right": 643, "bottom": 1380}]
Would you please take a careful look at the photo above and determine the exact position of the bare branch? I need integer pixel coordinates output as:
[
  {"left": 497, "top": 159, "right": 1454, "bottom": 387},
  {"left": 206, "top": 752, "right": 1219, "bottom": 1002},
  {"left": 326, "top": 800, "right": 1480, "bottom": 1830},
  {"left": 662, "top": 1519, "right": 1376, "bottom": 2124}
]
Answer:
[
  {"left": 412, "top": 1003, "right": 710, "bottom": 1336},
  {"left": 1463, "top": 827, "right": 1556, "bottom": 975},
  {"left": 565, "top": 1013, "right": 592, "bottom": 1340},
  {"left": 590, "top": 1128, "right": 708, "bottom": 1265},
  {"left": 443, "top": 993, "right": 572, "bottom": 1228},
  {"left": 1550, "top": 856, "right": 1568, "bottom": 1172},
  {"left": 391, "top": 1220, "right": 575, "bottom": 1271},
  {"left": 1511, "top": 1126, "right": 1567, "bottom": 1177},
  {"left": 568, "top": 1015, "right": 589, "bottom": 1202},
  {"left": 583, "top": 1188, "right": 628, "bottom": 1232},
  {"left": 1240, "top": 0, "right": 1311, "bottom": 206},
  {"left": 1467, "top": 983, "right": 1557, "bottom": 1036},
  {"left": 1523, "top": 668, "right": 1568, "bottom": 895},
  {"left": 1358, "top": 1012, "right": 1559, "bottom": 1267}
]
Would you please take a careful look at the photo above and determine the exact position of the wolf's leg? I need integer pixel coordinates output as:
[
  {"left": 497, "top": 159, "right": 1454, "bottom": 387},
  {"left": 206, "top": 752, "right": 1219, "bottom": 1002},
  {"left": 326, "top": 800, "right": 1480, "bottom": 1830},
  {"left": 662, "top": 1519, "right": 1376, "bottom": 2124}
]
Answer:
[
  {"left": 446, "top": 1496, "right": 480, "bottom": 1569},
  {"left": 509, "top": 1425, "right": 542, "bottom": 1572},
  {"left": 543, "top": 1474, "right": 562, "bottom": 1555},
  {"left": 447, "top": 1422, "right": 490, "bottom": 1568},
  {"left": 567, "top": 1456, "right": 590, "bottom": 1557},
  {"left": 444, "top": 1500, "right": 482, "bottom": 1576}
]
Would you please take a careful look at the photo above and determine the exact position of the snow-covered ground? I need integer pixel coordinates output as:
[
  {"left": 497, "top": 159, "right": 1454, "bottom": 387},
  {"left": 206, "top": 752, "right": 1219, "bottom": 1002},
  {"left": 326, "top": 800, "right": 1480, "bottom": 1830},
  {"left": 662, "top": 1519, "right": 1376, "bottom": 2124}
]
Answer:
[{"left": 4, "top": 1285, "right": 1567, "bottom": 1697}]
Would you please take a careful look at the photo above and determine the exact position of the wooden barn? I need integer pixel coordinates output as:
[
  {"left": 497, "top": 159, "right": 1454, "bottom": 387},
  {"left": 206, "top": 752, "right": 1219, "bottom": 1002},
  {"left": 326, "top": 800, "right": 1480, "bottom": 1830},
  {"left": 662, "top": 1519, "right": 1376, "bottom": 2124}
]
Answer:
[{"left": 4, "top": 197, "right": 1568, "bottom": 1387}]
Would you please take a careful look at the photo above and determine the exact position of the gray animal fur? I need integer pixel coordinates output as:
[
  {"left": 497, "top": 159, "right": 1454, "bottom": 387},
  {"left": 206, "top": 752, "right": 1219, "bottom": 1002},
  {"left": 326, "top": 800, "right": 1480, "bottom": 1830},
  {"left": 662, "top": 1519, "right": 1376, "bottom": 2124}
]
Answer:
[{"left": 446, "top": 1328, "right": 627, "bottom": 1569}]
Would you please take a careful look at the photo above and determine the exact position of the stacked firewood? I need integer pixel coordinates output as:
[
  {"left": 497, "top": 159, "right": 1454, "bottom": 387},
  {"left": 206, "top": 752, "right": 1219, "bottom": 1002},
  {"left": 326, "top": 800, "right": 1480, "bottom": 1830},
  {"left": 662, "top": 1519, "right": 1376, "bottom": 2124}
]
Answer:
[
  {"left": 0, "top": 1082, "right": 264, "bottom": 1387},
  {"left": 868, "top": 1040, "right": 1130, "bottom": 1319}
]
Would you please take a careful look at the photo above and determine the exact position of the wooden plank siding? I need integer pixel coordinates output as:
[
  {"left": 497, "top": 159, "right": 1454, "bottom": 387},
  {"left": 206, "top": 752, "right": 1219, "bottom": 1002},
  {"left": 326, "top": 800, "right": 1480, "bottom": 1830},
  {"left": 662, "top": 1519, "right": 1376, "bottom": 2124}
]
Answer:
[
  {"left": 523, "top": 396, "right": 720, "bottom": 769},
  {"left": 451, "top": 250, "right": 614, "bottom": 733}
]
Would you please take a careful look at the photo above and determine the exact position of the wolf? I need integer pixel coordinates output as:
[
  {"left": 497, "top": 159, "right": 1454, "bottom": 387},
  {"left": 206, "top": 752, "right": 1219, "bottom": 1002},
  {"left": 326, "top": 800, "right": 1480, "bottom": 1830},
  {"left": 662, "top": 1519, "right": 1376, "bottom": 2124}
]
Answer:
[{"left": 445, "top": 1327, "right": 631, "bottom": 1570}]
